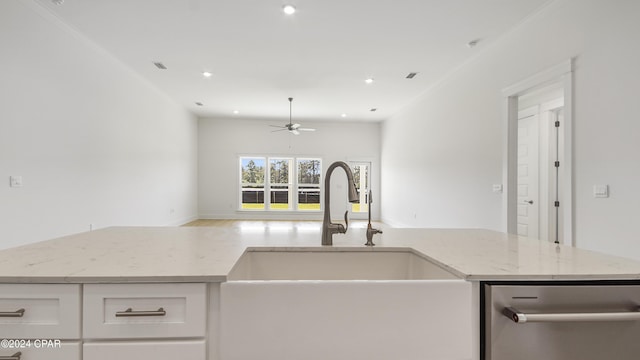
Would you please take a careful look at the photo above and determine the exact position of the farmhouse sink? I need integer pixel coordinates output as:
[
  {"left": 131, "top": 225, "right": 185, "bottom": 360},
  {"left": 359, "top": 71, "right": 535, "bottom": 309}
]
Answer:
[
  {"left": 221, "top": 247, "right": 472, "bottom": 360},
  {"left": 227, "top": 247, "right": 460, "bottom": 280}
]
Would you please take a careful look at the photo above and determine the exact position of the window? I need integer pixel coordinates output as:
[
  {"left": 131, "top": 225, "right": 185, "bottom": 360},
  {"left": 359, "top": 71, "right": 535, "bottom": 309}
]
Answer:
[
  {"left": 239, "top": 156, "right": 322, "bottom": 211},
  {"left": 297, "top": 158, "right": 321, "bottom": 210},
  {"left": 240, "top": 157, "right": 266, "bottom": 210},
  {"left": 269, "top": 158, "right": 292, "bottom": 210},
  {"left": 351, "top": 162, "right": 370, "bottom": 213}
]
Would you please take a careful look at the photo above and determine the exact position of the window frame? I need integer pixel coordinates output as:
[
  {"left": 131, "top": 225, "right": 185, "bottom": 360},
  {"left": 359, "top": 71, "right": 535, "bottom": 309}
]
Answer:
[
  {"left": 268, "top": 157, "right": 293, "bottom": 211},
  {"left": 296, "top": 158, "right": 322, "bottom": 212},
  {"left": 238, "top": 155, "right": 322, "bottom": 212},
  {"left": 239, "top": 157, "right": 267, "bottom": 210}
]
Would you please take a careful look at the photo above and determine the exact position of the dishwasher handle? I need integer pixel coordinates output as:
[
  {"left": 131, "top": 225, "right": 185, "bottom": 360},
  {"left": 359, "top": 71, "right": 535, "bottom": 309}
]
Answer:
[{"left": 503, "top": 306, "right": 640, "bottom": 323}]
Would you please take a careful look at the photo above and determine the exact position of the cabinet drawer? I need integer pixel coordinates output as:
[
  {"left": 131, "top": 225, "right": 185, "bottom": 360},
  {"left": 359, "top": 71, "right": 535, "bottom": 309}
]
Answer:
[
  {"left": 83, "top": 340, "right": 206, "bottom": 360},
  {"left": 0, "top": 284, "right": 81, "bottom": 339},
  {"left": 83, "top": 283, "right": 206, "bottom": 339},
  {"left": 0, "top": 341, "right": 80, "bottom": 360}
]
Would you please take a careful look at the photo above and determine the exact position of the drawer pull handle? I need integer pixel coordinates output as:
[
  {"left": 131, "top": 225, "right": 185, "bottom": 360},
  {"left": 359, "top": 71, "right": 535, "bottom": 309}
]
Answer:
[
  {"left": 115, "top": 307, "right": 166, "bottom": 317},
  {"left": 0, "top": 352, "right": 22, "bottom": 360},
  {"left": 503, "top": 306, "right": 640, "bottom": 323},
  {"left": 0, "top": 309, "right": 25, "bottom": 317}
]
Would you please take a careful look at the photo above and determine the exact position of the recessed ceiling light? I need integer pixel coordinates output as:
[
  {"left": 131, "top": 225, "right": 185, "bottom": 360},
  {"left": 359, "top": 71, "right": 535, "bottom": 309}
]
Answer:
[
  {"left": 365, "top": 78, "right": 374, "bottom": 84},
  {"left": 283, "top": 4, "right": 296, "bottom": 15},
  {"left": 233, "top": 110, "right": 239, "bottom": 114},
  {"left": 153, "top": 62, "right": 167, "bottom": 70},
  {"left": 202, "top": 71, "right": 213, "bottom": 78},
  {"left": 341, "top": 113, "right": 347, "bottom": 118},
  {"left": 195, "top": 102, "right": 203, "bottom": 106}
]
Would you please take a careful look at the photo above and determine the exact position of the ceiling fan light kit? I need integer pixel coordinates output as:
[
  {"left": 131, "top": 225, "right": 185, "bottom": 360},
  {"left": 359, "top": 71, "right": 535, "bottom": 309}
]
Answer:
[{"left": 270, "top": 97, "right": 316, "bottom": 135}]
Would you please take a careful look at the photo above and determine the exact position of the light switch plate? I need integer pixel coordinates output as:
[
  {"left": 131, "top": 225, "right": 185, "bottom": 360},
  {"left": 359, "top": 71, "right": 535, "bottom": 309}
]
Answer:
[
  {"left": 9, "top": 176, "right": 23, "bottom": 188},
  {"left": 492, "top": 184, "right": 503, "bottom": 193},
  {"left": 593, "top": 185, "right": 608, "bottom": 198}
]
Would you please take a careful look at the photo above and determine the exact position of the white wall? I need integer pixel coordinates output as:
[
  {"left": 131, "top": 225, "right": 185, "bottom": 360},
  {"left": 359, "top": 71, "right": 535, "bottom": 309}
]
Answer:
[
  {"left": 198, "top": 118, "right": 380, "bottom": 221},
  {"left": 0, "top": 1, "right": 198, "bottom": 249},
  {"left": 381, "top": 0, "right": 640, "bottom": 259}
]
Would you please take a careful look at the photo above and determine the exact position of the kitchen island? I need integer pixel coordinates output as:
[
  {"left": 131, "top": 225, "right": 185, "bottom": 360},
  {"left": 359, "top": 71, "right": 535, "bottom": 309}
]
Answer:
[
  {"left": 2, "top": 225, "right": 640, "bottom": 283},
  {"left": 1, "top": 225, "right": 640, "bottom": 360}
]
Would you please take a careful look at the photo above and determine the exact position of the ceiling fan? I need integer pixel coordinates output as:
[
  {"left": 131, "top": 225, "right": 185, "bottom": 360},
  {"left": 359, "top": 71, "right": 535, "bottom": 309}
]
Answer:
[{"left": 270, "top": 97, "right": 316, "bottom": 135}]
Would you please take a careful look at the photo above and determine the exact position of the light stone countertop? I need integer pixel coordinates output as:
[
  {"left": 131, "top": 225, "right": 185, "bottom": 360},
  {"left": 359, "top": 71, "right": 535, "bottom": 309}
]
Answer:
[{"left": 1, "top": 225, "right": 640, "bottom": 283}]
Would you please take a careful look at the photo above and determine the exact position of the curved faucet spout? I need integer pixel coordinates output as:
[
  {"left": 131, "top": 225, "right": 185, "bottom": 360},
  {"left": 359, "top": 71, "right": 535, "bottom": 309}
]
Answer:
[{"left": 322, "top": 161, "right": 359, "bottom": 245}]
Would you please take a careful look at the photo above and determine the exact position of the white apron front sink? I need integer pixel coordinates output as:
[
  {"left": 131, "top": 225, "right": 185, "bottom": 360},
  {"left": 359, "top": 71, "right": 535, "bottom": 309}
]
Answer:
[
  {"left": 226, "top": 247, "right": 460, "bottom": 280},
  {"left": 220, "top": 248, "right": 472, "bottom": 360}
]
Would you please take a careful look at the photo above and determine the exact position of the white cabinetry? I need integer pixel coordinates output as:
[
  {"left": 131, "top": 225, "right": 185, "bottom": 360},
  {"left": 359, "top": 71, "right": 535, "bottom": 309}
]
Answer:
[
  {"left": 0, "top": 343, "right": 81, "bottom": 360},
  {"left": 83, "top": 283, "right": 206, "bottom": 339},
  {"left": 83, "top": 340, "right": 205, "bottom": 360},
  {"left": 0, "top": 283, "right": 208, "bottom": 360},
  {"left": 0, "top": 284, "right": 81, "bottom": 360},
  {"left": 82, "top": 283, "right": 207, "bottom": 360}
]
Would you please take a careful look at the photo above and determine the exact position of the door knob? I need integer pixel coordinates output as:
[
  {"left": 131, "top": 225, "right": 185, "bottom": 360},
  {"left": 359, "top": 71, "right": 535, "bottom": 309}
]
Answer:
[{"left": 523, "top": 200, "right": 534, "bottom": 204}]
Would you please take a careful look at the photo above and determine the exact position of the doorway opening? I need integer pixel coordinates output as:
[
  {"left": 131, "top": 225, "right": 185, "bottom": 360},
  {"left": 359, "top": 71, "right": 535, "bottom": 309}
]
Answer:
[
  {"left": 517, "top": 93, "right": 564, "bottom": 242},
  {"left": 350, "top": 162, "right": 371, "bottom": 217},
  {"left": 503, "top": 60, "right": 573, "bottom": 245}
]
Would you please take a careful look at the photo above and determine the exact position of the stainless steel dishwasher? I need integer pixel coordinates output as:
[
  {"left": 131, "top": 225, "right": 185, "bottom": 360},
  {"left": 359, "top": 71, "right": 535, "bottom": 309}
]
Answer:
[{"left": 483, "top": 281, "right": 640, "bottom": 360}]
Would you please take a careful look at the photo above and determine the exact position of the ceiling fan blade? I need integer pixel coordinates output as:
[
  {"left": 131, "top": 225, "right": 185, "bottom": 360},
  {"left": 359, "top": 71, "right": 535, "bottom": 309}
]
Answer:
[
  {"left": 290, "top": 129, "right": 300, "bottom": 135},
  {"left": 269, "top": 125, "right": 285, "bottom": 128},
  {"left": 271, "top": 128, "right": 288, "bottom": 133},
  {"left": 291, "top": 123, "right": 301, "bottom": 129},
  {"left": 298, "top": 128, "right": 316, "bottom": 132}
]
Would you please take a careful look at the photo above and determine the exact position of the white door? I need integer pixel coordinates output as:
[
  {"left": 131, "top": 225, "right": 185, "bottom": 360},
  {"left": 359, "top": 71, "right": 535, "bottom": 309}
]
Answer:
[
  {"left": 517, "top": 107, "right": 539, "bottom": 238},
  {"left": 537, "top": 99, "right": 564, "bottom": 243}
]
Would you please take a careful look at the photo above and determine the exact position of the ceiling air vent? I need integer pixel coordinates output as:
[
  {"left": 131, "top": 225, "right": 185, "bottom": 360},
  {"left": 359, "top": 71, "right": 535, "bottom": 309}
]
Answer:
[
  {"left": 406, "top": 72, "right": 418, "bottom": 79},
  {"left": 153, "top": 62, "right": 167, "bottom": 70},
  {"left": 370, "top": 108, "right": 377, "bottom": 112},
  {"left": 195, "top": 102, "right": 203, "bottom": 106}
]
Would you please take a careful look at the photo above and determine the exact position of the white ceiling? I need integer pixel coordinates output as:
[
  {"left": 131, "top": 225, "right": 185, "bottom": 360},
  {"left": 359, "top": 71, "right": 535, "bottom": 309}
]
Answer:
[{"left": 34, "top": 0, "right": 550, "bottom": 122}]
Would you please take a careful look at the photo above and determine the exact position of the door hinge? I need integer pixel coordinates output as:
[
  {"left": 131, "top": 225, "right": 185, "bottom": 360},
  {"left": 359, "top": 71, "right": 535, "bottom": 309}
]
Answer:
[
  {"left": 554, "top": 201, "right": 560, "bottom": 207},
  {"left": 555, "top": 161, "right": 560, "bottom": 168},
  {"left": 555, "top": 121, "right": 560, "bottom": 127}
]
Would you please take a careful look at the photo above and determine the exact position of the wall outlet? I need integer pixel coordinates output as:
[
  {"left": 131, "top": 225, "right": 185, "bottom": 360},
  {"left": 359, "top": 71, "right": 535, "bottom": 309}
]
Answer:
[
  {"left": 10, "top": 176, "right": 23, "bottom": 188},
  {"left": 593, "top": 185, "right": 609, "bottom": 198}
]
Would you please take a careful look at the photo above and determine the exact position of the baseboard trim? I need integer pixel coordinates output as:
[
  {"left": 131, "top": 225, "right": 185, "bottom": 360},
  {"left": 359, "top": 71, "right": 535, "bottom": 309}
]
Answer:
[
  {"left": 166, "top": 215, "right": 199, "bottom": 226},
  {"left": 198, "top": 213, "right": 325, "bottom": 221}
]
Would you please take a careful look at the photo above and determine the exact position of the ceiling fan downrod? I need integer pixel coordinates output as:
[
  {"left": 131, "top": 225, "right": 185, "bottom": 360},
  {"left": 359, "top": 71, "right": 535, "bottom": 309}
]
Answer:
[{"left": 289, "top": 97, "right": 293, "bottom": 126}]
